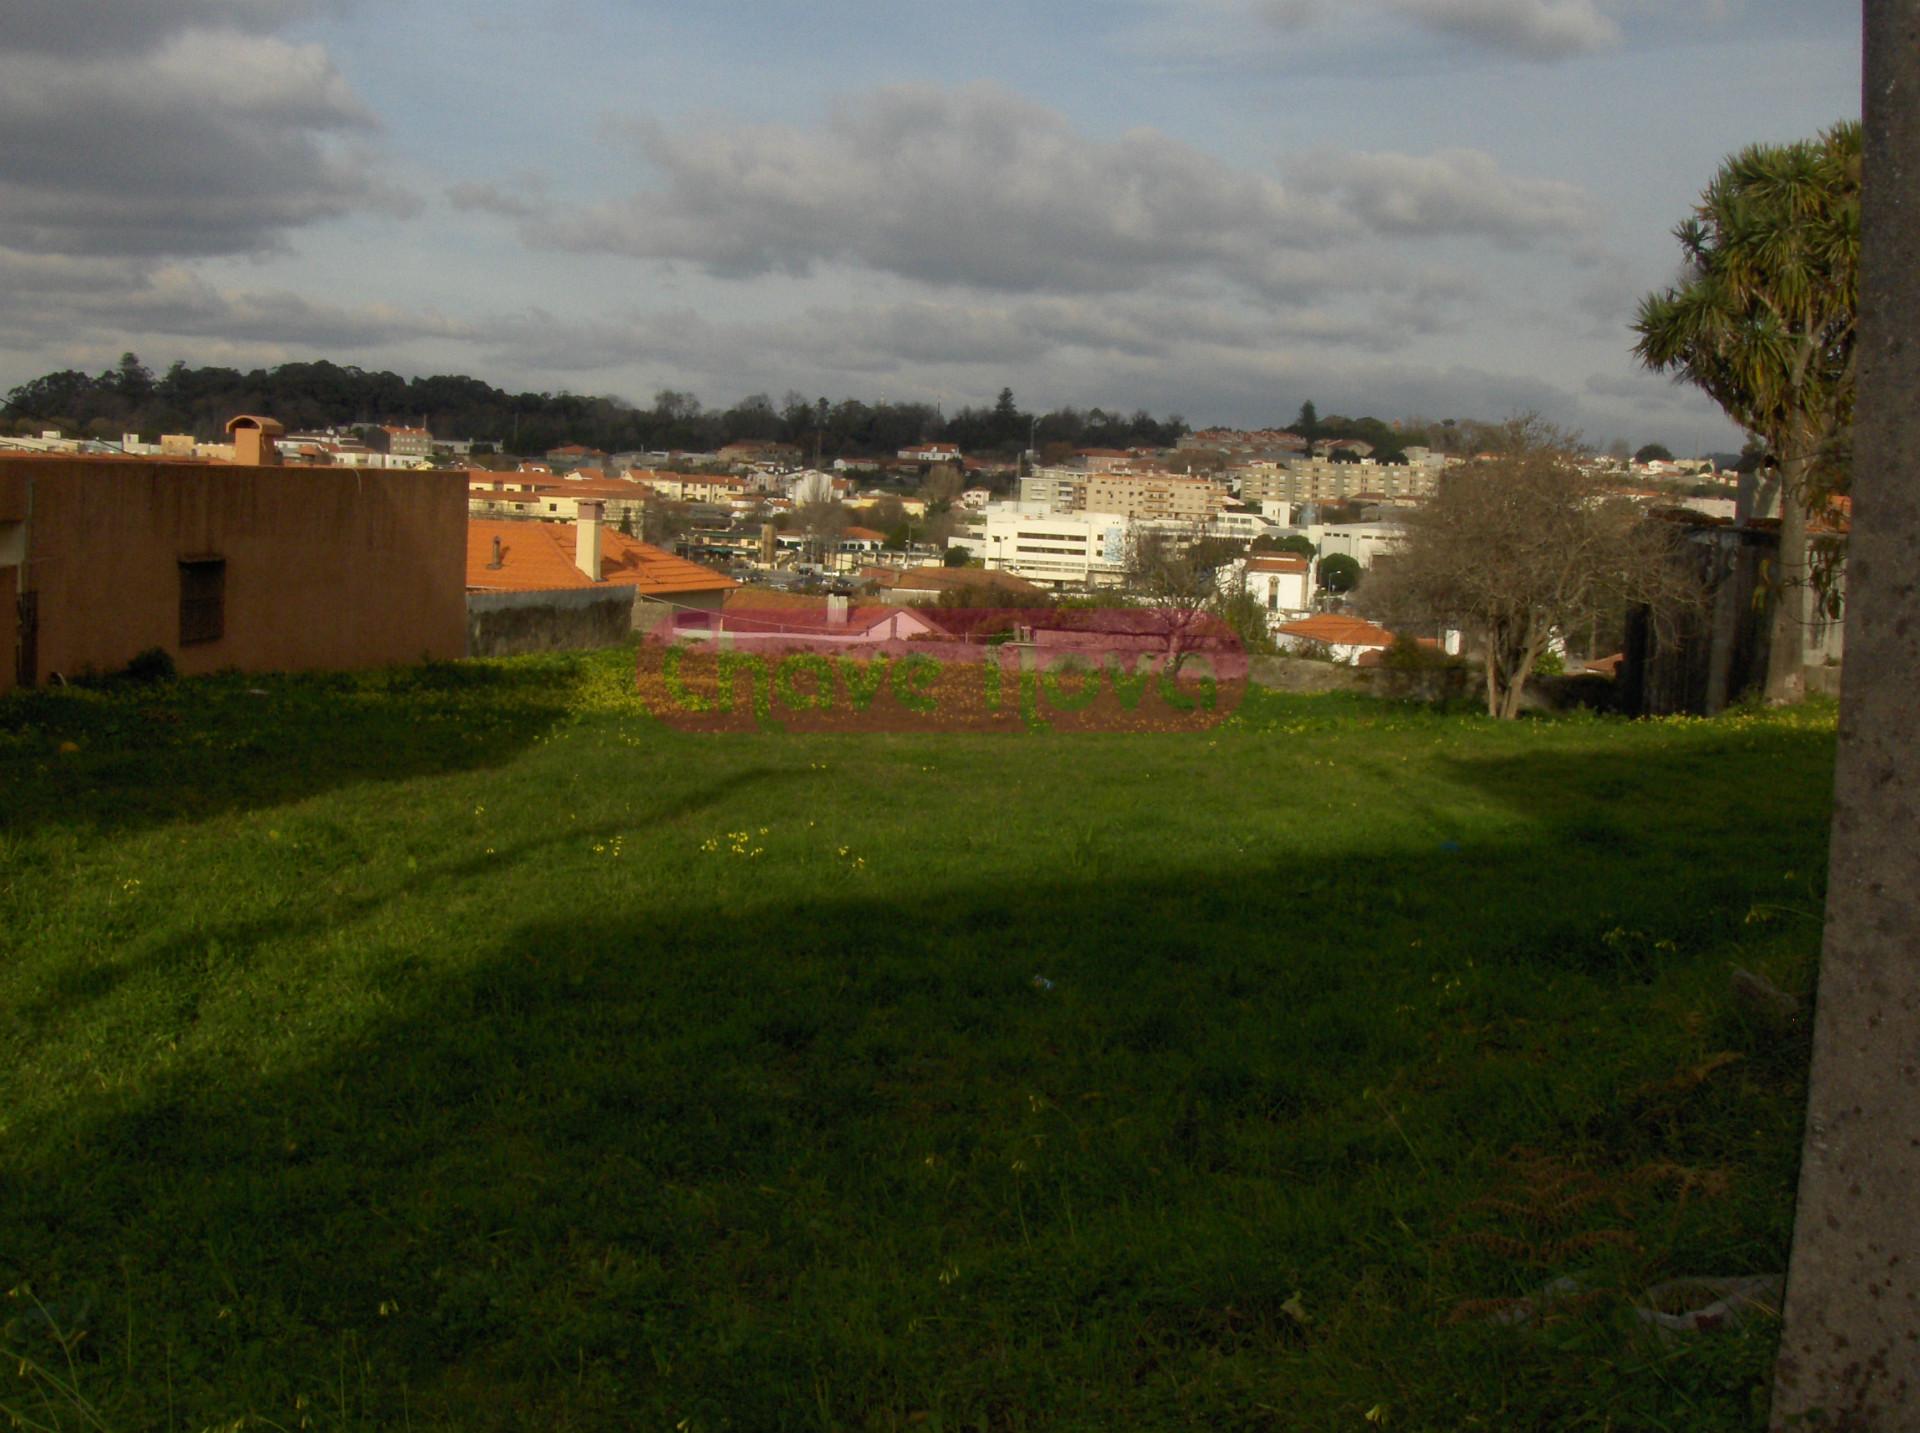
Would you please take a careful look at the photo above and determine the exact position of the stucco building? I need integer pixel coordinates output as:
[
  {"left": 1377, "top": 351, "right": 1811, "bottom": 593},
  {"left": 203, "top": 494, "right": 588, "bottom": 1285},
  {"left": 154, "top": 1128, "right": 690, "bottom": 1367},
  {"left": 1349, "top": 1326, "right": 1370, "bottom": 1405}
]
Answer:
[{"left": 2, "top": 453, "right": 467, "bottom": 695}]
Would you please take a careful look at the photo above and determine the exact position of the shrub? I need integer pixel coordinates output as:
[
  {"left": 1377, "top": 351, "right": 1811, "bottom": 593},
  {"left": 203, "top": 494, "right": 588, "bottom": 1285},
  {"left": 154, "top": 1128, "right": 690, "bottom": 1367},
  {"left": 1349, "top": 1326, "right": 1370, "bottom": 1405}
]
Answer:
[
  {"left": 1381, "top": 634, "right": 1454, "bottom": 672},
  {"left": 122, "top": 648, "right": 177, "bottom": 684}
]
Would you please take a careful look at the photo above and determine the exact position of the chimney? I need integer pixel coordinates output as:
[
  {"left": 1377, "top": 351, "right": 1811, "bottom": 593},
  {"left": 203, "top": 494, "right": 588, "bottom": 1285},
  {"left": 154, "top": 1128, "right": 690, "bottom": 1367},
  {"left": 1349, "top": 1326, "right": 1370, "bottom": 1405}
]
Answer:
[
  {"left": 487, "top": 534, "right": 504, "bottom": 570},
  {"left": 225, "top": 414, "right": 284, "bottom": 467},
  {"left": 827, "top": 593, "right": 849, "bottom": 626},
  {"left": 576, "top": 500, "right": 604, "bottom": 580}
]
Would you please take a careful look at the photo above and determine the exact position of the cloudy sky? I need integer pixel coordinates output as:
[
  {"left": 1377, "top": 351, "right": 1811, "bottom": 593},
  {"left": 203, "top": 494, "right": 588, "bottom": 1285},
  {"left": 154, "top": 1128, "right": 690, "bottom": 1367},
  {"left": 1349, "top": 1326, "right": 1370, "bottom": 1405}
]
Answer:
[{"left": 0, "top": 0, "right": 1858, "bottom": 451}]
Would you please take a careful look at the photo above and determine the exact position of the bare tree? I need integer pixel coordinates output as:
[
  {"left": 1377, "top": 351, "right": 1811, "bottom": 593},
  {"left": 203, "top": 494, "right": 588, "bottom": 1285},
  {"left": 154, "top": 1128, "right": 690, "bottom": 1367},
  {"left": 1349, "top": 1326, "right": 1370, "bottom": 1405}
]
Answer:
[
  {"left": 919, "top": 463, "right": 964, "bottom": 504},
  {"left": 1372, "top": 419, "right": 1695, "bottom": 718},
  {"left": 794, "top": 497, "right": 848, "bottom": 567},
  {"left": 1124, "top": 521, "right": 1231, "bottom": 674}
]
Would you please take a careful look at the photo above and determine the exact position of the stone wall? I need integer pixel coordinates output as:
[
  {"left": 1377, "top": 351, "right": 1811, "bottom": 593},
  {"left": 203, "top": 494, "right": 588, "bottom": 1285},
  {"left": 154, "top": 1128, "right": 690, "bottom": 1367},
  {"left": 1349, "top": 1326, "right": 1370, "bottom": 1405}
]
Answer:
[
  {"left": 466, "top": 586, "right": 636, "bottom": 658},
  {"left": 466, "top": 588, "right": 728, "bottom": 658}
]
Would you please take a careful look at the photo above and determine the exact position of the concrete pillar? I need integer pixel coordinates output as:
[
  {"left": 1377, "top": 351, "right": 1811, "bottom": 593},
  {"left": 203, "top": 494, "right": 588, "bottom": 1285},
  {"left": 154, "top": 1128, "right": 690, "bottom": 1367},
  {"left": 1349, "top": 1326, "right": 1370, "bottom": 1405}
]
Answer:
[{"left": 1770, "top": 5, "right": 1920, "bottom": 1425}]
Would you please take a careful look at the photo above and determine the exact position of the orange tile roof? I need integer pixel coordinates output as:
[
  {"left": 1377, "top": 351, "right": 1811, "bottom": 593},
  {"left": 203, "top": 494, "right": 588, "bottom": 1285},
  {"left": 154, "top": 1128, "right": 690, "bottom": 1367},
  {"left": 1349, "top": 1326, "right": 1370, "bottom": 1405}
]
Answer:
[
  {"left": 1276, "top": 612, "right": 1394, "bottom": 646},
  {"left": 1245, "top": 555, "right": 1309, "bottom": 574},
  {"left": 841, "top": 526, "right": 888, "bottom": 541},
  {"left": 467, "top": 519, "right": 737, "bottom": 596}
]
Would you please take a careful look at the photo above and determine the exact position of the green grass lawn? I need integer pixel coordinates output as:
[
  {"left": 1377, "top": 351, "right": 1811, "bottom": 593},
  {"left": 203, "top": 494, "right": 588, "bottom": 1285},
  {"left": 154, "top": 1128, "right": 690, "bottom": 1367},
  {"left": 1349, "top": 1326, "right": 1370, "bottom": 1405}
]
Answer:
[{"left": 0, "top": 650, "right": 1836, "bottom": 1430}]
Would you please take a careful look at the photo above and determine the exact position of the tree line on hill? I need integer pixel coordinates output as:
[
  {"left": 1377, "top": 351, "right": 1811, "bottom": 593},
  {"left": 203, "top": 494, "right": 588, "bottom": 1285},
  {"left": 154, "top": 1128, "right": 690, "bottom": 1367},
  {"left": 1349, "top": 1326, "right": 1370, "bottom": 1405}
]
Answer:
[
  {"left": 2, "top": 358, "right": 1499, "bottom": 466},
  {"left": 1, "top": 361, "right": 1198, "bottom": 460}
]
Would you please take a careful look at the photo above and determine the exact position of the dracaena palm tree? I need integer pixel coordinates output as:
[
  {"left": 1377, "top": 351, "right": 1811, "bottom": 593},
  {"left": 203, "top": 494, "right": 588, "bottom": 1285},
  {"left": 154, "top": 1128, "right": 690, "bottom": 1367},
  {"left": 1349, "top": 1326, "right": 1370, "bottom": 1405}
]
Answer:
[{"left": 1633, "top": 120, "right": 1861, "bottom": 703}]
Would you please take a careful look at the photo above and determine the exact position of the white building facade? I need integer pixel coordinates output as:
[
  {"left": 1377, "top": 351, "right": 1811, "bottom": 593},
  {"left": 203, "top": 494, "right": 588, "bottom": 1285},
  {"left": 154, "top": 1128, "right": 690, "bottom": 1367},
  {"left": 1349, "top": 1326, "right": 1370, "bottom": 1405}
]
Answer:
[{"left": 977, "top": 506, "right": 1130, "bottom": 588}]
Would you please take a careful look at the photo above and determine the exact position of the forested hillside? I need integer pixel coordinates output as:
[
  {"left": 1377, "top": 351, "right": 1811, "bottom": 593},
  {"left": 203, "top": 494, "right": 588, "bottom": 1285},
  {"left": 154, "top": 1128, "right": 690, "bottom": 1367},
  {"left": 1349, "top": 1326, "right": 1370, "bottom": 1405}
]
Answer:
[{"left": 2, "top": 357, "right": 1191, "bottom": 459}]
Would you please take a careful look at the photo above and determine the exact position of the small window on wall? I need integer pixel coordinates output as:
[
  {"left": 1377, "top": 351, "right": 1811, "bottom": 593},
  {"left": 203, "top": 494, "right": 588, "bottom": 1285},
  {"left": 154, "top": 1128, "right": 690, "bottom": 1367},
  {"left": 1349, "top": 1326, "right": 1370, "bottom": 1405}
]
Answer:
[{"left": 179, "top": 558, "right": 226, "bottom": 644}]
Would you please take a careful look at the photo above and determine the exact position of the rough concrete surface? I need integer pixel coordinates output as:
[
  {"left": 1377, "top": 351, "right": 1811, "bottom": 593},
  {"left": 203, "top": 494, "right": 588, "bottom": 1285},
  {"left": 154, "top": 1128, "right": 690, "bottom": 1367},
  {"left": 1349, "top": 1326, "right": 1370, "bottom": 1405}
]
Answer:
[{"left": 1770, "top": 7, "right": 1920, "bottom": 1426}]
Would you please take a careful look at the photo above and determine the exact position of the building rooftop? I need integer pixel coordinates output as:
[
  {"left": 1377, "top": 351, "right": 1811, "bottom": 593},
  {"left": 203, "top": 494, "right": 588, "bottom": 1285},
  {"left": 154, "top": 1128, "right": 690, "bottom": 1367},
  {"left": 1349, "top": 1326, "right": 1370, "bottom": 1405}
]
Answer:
[
  {"left": 467, "top": 518, "right": 736, "bottom": 596},
  {"left": 1276, "top": 613, "right": 1395, "bottom": 647}
]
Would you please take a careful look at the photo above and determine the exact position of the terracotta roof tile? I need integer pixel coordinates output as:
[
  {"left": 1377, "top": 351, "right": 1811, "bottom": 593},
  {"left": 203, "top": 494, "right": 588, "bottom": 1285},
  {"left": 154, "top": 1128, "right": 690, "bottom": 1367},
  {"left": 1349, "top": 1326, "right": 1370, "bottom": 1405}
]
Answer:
[
  {"left": 1276, "top": 612, "right": 1394, "bottom": 646},
  {"left": 467, "top": 519, "right": 736, "bottom": 596}
]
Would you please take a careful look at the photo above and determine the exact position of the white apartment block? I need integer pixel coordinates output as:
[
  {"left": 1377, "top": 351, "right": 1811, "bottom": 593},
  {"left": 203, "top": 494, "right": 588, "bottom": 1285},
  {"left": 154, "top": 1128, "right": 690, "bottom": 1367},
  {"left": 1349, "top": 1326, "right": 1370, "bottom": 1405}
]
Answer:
[
  {"left": 978, "top": 506, "right": 1131, "bottom": 589},
  {"left": 1306, "top": 520, "right": 1407, "bottom": 569},
  {"left": 1201, "top": 510, "right": 1291, "bottom": 544}
]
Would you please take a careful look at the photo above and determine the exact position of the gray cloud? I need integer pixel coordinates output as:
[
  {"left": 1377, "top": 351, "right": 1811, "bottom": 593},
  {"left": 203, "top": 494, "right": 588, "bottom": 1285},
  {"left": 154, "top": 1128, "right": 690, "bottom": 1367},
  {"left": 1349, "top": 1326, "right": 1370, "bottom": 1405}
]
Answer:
[
  {"left": 1583, "top": 367, "right": 1709, "bottom": 411},
  {"left": 457, "top": 280, "right": 1492, "bottom": 414},
  {"left": 1384, "top": 0, "right": 1620, "bottom": 58},
  {"left": 448, "top": 181, "right": 543, "bottom": 220},
  {"left": 529, "top": 84, "right": 1587, "bottom": 316},
  {"left": 547, "top": 84, "right": 1352, "bottom": 299},
  {"left": 1287, "top": 147, "right": 1597, "bottom": 241},
  {"left": 0, "top": 21, "right": 398, "bottom": 262},
  {"left": 1254, "top": 0, "right": 1330, "bottom": 27},
  {"left": 0, "top": 253, "right": 469, "bottom": 355},
  {"left": 3, "top": 0, "right": 352, "bottom": 57}
]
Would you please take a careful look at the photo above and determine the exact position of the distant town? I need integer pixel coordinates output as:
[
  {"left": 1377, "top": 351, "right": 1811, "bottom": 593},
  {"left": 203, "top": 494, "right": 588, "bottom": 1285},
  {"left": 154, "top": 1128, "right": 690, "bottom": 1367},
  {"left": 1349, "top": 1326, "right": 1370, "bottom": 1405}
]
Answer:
[{"left": 0, "top": 360, "right": 1768, "bottom": 684}]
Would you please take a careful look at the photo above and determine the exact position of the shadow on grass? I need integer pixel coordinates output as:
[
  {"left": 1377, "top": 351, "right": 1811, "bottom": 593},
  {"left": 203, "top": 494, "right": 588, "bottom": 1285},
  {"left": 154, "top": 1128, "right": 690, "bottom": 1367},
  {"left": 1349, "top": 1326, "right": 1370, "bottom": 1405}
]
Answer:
[
  {"left": 0, "top": 658, "right": 596, "bottom": 840},
  {"left": 9, "top": 766, "right": 799, "bottom": 1032},
  {"left": 0, "top": 717, "right": 1836, "bottom": 1430}
]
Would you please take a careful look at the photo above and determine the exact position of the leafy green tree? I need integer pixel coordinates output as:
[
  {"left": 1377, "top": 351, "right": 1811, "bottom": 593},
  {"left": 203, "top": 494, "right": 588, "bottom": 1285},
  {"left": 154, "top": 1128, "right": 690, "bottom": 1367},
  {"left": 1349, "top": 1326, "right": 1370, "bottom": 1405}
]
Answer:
[
  {"left": 1252, "top": 533, "right": 1317, "bottom": 559},
  {"left": 1318, "top": 553, "right": 1361, "bottom": 593},
  {"left": 1633, "top": 120, "right": 1860, "bottom": 703},
  {"left": 115, "top": 352, "right": 154, "bottom": 402},
  {"left": 1633, "top": 443, "right": 1673, "bottom": 463}
]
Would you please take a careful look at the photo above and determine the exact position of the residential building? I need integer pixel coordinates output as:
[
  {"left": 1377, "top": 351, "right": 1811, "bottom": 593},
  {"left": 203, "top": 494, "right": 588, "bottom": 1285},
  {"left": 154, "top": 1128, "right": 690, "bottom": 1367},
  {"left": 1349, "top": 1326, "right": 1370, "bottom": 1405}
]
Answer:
[
  {"left": 383, "top": 425, "right": 435, "bottom": 459},
  {"left": 1018, "top": 468, "right": 1085, "bottom": 513},
  {"left": 1239, "top": 459, "right": 1440, "bottom": 505},
  {"left": 1081, "top": 473, "right": 1230, "bottom": 524},
  {"left": 718, "top": 440, "right": 802, "bottom": 467},
  {"left": 1228, "top": 555, "right": 1314, "bottom": 622},
  {"left": 467, "top": 511, "right": 735, "bottom": 610},
  {"left": 1179, "top": 427, "right": 1309, "bottom": 459},
  {"left": 898, "top": 442, "right": 962, "bottom": 464},
  {"left": 545, "top": 443, "right": 607, "bottom": 470},
  {"left": 836, "top": 526, "right": 889, "bottom": 565},
  {"left": 643, "top": 473, "right": 751, "bottom": 505},
  {"left": 1275, "top": 612, "right": 1396, "bottom": 665},
  {"left": 1072, "top": 448, "right": 1136, "bottom": 473},
  {"left": 1201, "top": 510, "right": 1290, "bottom": 544},
  {"left": 678, "top": 589, "right": 942, "bottom": 647},
  {"left": 2, "top": 449, "right": 465, "bottom": 694},
  {"left": 465, "top": 471, "right": 654, "bottom": 533}
]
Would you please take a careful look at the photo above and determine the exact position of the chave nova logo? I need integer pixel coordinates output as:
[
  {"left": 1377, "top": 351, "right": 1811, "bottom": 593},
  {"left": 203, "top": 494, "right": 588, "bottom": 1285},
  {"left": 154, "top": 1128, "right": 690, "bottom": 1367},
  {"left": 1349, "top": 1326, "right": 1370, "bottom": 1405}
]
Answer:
[{"left": 637, "top": 604, "right": 1247, "bottom": 733}]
